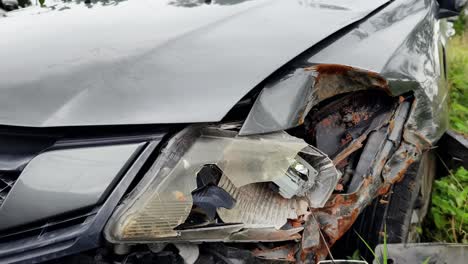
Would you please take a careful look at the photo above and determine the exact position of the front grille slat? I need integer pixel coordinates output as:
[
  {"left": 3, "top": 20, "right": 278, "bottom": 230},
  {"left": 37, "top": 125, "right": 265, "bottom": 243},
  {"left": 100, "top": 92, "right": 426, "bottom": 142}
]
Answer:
[
  {"left": 0, "top": 207, "right": 97, "bottom": 243},
  {"left": 0, "top": 172, "right": 20, "bottom": 206}
]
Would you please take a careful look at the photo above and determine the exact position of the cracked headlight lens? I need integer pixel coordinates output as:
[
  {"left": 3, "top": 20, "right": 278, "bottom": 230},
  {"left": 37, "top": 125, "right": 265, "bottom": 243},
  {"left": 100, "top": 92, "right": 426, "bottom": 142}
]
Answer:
[{"left": 105, "top": 126, "right": 336, "bottom": 242}]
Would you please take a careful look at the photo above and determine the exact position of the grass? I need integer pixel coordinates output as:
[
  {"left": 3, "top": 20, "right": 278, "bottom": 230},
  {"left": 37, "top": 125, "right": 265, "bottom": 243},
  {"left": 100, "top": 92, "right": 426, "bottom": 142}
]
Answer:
[
  {"left": 426, "top": 167, "right": 468, "bottom": 243},
  {"left": 355, "top": 225, "right": 388, "bottom": 264},
  {"left": 447, "top": 33, "right": 468, "bottom": 134},
  {"left": 424, "top": 15, "right": 468, "bottom": 244}
]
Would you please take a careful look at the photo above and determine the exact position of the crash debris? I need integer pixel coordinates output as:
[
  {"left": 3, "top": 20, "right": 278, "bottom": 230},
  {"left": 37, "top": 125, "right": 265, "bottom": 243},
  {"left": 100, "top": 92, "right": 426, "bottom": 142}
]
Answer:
[{"left": 104, "top": 66, "right": 421, "bottom": 263}]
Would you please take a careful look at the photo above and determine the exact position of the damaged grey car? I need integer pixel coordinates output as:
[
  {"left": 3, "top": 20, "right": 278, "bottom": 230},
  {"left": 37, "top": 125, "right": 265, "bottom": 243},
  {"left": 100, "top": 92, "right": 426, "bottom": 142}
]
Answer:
[{"left": 0, "top": 0, "right": 466, "bottom": 263}]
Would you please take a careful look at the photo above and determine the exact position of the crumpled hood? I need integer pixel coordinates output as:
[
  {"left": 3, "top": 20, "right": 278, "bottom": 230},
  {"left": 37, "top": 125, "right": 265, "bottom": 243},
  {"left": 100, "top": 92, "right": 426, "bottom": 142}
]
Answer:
[{"left": 0, "top": 0, "right": 388, "bottom": 127}]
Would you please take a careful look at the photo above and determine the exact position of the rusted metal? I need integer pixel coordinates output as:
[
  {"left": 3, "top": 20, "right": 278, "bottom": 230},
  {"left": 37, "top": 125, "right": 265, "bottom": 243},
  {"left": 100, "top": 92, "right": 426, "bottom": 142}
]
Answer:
[
  {"left": 307, "top": 91, "right": 395, "bottom": 163},
  {"left": 382, "top": 142, "right": 420, "bottom": 185},
  {"left": 229, "top": 227, "right": 303, "bottom": 242},
  {"left": 301, "top": 216, "right": 321, "bottom": 250},
  {"left": 304, "top": 64, "right": 392, "bottom": 102},
  {"left": 299, "top": 100, "right": 418, "bottom": 262},
  {"left": 252, "top": 244, "right": 298, "bottom": 262}
]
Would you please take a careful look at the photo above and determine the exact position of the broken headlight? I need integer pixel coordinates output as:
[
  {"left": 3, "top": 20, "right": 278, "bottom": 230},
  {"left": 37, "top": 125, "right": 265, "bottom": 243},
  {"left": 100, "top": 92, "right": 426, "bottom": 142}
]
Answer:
[{"left": 105, "top": 126, "right": 339, "bottom": 243}]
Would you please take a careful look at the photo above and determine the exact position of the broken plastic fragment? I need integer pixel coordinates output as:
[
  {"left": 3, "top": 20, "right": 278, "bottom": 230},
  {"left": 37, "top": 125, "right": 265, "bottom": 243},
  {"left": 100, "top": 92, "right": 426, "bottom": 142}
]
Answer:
[
  {"left": 105, "top": 126, "right": 340, "bottom": 242},
  {"left": 273, "top": 156, "right": 319, "bottom": 199}
]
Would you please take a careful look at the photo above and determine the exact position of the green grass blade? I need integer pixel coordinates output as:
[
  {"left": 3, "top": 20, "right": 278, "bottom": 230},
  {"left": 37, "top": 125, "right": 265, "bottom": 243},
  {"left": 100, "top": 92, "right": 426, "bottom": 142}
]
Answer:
[
  {"left": 422, "top": 256, "right": 431, "bottom": 264},
  {"left": 354, "top": 230, "right": 381, "bottom": 264},
  {"left": 383, "top": 225, "right": 388, "bottom": 264}
]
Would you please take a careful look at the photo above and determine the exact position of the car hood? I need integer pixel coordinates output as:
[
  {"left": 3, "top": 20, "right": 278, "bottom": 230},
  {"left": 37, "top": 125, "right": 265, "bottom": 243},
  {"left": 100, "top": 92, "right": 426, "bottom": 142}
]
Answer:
[{"left": 0, "top": 0, "right": 389, "bottom": 127}]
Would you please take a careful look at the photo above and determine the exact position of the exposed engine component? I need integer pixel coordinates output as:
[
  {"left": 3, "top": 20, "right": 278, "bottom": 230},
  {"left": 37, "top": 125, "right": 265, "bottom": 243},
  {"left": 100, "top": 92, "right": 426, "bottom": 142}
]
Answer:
[{"left": 103, "top": 89, "right": 416, "bottom": 264}]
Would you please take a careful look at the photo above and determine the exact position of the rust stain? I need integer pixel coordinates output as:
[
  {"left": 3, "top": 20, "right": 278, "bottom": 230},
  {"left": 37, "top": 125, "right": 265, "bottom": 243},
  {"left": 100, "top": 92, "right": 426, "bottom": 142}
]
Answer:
[
  {"left": 289, "top": 218, "right": 305, "bottom": 228},
  {"left": 295, "top": 65, "right": 416, "bottom": 262},
  {"left": 377, "top": 185, "right": 391, "bottom": 196},
  {"left": 388, "top": 119, "right": 395, "bottom": 133},
  {"left": 327, "top": 208, "right": 360, "bottom": 241},
  {"left": 304, "top": 64, "right": 392, "bottom": 100},
  {"left": 333, "top": 135, "right": 366, "bottom": 165},
  {"left": 312, "top": 64, "right": 355, "bottom": 75},
  {"left": 301, "top": 166, "right": 396, "bottom": 261},
  {"left": 392, "top": 158, "right": 415, "bottom": 184},
  {"left": 303, "top": 208, "right": 361, "bottom": 262},
  {"left": 252, "top": 245, "right": 297, "bottom": 262},
  {"left": 324, "top": 193, "right": 359, "bottom": 208}
]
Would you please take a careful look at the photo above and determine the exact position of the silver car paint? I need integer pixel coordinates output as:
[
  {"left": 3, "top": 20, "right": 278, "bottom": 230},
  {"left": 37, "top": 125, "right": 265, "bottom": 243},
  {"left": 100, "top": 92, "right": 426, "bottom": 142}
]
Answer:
[
  {"left": 240, "top": 0, "right": 449, "bottom": 147},
  {"left": 0, "top": 0, "right": 388, "bottom": 127}
]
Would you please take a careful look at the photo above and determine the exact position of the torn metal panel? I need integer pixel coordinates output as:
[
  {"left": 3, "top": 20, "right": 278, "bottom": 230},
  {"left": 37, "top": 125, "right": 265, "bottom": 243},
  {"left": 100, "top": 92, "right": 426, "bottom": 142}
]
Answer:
[
  {"left": 239, "top": 65, "right": 393, "bottom": 136},
  {"left": 307, "top": 91, "right": 395, "bottom": 161},
  {"left": 239, "top": 68, "right": 316, "bottom": 135},
  {"left": 304, "top": 0, "right": 449, "bottom": 149},
  {"left": 243, "top": 13, "right": 449, "bottom": 148},
  {"left": 382, "top": 142, "right": 420, "bottom": 185},
  {"left": 307, "top": 64, "right": 392, "bottom": 101},
  {"left": 301, "top": 216, "right": 321, "bottom": 250},
  {"left": 330, "top": 106, "right": 394, "bottom": 167}
]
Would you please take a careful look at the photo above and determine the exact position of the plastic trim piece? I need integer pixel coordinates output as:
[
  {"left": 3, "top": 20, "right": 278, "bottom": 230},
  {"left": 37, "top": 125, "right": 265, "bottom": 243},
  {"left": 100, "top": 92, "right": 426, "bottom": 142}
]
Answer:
[
  {"left": 0, "top": 143, "right": 146, "bottom": 231},
  {"left": 0, "top": 135, "right": 164, "bottom": 264}
]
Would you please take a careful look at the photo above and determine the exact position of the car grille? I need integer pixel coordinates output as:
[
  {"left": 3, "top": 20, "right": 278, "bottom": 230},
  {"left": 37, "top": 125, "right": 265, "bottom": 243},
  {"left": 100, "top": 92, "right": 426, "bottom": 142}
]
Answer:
[
  {"left": 0, "top": 172, "right": 19, "bottom": 207},
  {"left": 0, "top": 208, "right": 96, "bottom": 243}
]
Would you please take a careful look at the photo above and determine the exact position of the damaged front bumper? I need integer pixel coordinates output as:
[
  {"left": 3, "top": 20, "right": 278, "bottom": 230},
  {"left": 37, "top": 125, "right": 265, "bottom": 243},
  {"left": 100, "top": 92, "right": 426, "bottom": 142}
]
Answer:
[
  {"left": 103, "top": 70, "right": 420, "bottom": 263},
  {"left": 0, "top": 65, "right": 435, "bottom": 264}
]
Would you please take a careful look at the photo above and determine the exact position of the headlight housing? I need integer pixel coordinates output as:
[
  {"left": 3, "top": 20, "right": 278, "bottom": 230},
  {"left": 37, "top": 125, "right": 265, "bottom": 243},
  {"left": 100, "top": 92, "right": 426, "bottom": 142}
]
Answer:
[{"left": 105, "top": 125, "right": 339, "bottom": 243}]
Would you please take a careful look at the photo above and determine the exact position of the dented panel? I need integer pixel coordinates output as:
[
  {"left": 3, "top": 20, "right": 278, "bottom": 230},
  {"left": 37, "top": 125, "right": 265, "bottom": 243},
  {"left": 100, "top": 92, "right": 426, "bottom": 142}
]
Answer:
[
  {"left": 240, "top": 65, "right": 392, "bottom": 136},
  {"left": 104, "top": 65, "right": 420, "bottom": 262},
  {"left": 241, "top": 0, "right": 448, "bottom": 151},
  {"left": 0, "top": 0, "right": 391, "bottom": 127}
]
